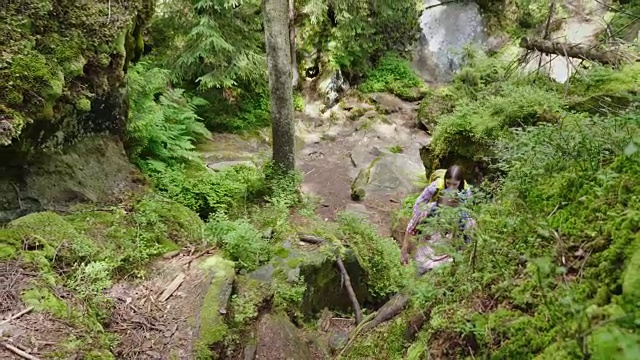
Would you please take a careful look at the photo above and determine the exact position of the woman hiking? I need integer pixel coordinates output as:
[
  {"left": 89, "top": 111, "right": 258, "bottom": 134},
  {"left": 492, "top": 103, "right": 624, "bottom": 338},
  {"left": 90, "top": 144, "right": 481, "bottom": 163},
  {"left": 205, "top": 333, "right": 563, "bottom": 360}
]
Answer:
[{"left": 400, "top": 165, "right": 476, "bottom": 270}]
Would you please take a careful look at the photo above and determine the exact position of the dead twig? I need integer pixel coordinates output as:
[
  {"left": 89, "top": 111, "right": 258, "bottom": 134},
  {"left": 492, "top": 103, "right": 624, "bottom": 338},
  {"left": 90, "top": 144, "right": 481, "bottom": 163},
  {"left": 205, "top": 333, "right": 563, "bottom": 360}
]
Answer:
[
  {"left": 336, "top": 256, "right": 363, "bottom": 324},
  {"left": 0, "top": 306, "right": 33, "bottom": 325},
  {"left": 1, "top": 342, "right": 42, "bottom": 360},
  {"left": 185, "top": 246, "right": 215, "bottom": 269}
]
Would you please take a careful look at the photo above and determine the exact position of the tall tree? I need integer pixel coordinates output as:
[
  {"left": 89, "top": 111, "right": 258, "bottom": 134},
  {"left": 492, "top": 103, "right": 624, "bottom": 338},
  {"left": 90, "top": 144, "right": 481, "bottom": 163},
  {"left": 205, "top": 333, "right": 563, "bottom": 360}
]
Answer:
[
  {"left": 263, "top": 0, "right": 296, "bottom": 172},
  {"left": 289, "top": 0, "right": 300, "bottom": 88}
]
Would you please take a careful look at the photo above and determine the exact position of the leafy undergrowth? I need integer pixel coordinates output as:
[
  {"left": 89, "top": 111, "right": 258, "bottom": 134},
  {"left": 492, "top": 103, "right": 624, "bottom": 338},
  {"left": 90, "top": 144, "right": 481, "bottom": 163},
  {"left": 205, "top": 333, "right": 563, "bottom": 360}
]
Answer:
[
  {"left": 422, "top": 49, "right": 640, "bottom": 176},
  {"left": 343, "top": 63, "right": 640, "bottom": 358},
  {"left": 0, "top": 191, "right": 204, "bottom": 357},
  {"left": 359, "top": 53, "right": 428, "bottom": 101}
]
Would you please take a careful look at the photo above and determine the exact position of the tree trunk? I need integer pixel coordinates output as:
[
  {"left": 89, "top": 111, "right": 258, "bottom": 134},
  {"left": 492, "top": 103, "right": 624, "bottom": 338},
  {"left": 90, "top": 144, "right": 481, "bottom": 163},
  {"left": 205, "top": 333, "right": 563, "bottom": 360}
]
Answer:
[
  {"left": 519, "top": 37, "right": 624, "bottom": 66},
  {"left": 289, "top": 0, "right": 300, "bottom": 89},
  {"left": 263, "top": 0, "right": 296, "bottom": 172}
]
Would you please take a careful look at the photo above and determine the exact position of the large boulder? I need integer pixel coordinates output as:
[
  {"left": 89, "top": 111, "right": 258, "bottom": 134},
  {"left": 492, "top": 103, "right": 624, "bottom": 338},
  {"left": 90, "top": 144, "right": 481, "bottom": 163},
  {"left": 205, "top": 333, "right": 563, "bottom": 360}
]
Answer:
[
  {"left": 317, "top": 70, "right": 349, "bottom": 109},
  {"left": 1, "top": 1, "right": 154, "bottom": 222},
  {"left": 0, "top": 136, "right": 141, "bottom": 224},
  {"left": 411, "top": 0, "right": 488, "bottom": 82},
  {"left": 351, "top": 153, "right": 425, "bottom": 201}
]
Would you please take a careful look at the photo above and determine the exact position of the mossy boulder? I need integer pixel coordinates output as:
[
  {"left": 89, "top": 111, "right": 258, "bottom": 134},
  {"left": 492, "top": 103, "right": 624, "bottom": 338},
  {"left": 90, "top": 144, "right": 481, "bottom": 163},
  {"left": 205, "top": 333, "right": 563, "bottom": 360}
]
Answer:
[
  {"left": 193, "top": 255, "right": 236, "bottom": 359},
  {"left": 351, "top": 153, "right": 424, "bottom": 201},
  {"left": 0, "top": 0, "right": 154, "bottom": 159},
  {"left": 0, "top": 136, "right": 140, "bottom": 224},
  {"left": 3, "top": 211, "right": 97, "bottom": 266}
]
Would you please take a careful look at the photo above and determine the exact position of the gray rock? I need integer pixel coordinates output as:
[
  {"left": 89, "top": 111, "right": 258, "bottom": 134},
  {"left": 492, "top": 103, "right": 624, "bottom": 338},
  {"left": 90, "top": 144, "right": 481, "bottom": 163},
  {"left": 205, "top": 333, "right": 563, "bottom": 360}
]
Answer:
[
  {"left": 207, "top": 160, "right": 255, "bottom": 171},
  {"left": 255, "top": 314, "right": 311, "bottom": 360},
  {"left": 317, "top": 70, "right": 349, "bottom": 109},
  {"left": 351, "top": 153, "right": 425, "bottom": 201}
]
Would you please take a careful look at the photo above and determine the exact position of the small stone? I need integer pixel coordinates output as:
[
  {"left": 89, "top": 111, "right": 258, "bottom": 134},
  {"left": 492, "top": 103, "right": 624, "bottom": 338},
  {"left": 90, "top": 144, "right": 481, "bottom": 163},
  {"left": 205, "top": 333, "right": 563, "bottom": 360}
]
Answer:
[{"left": 329, "top": 330, "right": 349, "bottom": 350}]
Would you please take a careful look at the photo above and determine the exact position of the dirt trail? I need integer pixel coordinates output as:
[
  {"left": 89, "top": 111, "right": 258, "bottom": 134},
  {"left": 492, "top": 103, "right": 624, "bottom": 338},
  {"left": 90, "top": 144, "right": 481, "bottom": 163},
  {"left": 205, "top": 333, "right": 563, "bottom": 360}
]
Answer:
[{"left": 294, "top": 94, "right": 429, "bottom": 236}]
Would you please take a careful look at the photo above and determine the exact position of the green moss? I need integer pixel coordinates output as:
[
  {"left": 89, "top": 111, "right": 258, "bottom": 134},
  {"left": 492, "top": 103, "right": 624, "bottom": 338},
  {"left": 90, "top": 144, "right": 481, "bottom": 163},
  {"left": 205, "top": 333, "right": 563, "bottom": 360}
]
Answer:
[
  {"left": 21, "top": 287, "right": 71, "bottom": 319},
  {"left": 343, "top": 315, "right": 408, "bottom": 359},
  {"left": 0, "top": 0, "right": 154, "bottom": 143},
  {"left": 588, "top": 325, "right": 640, "bottom": 359},
  {"left": 8, "top": 211, "right": 97, "bottom": 266},
  {"left": 230, "top": 277, "right": 271, "bottom": 326},
  {"left": 359, "top": 53, "right": 426, "bottom": 101},
  {"left": 621, "top": 238, "right": 640, "bottom": 307},
  {"left": 194, "top": 255, "right": 236, "bottom": 359},
  {"left": 134, "top": 194, "right": 205, "bottom": 244},
  {"left": 75, "top": 97, "right": 92, "bottom": 113},
  {"left": 0, "top": 105, "right": 29, "bottom": 146}
]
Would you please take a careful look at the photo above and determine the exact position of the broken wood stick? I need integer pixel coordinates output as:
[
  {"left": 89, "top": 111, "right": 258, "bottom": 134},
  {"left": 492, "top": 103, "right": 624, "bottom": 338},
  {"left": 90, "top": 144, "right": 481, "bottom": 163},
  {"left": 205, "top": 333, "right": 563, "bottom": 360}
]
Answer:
[
  {"left": 298, "top": 233, "right": 326, "bottom": 244},
  {"left": 336, "top": 256, "right": 363, "bottom": 325},
  {"left": 0, "top": 307, "right": 34, "bottom": 325},
  {"left": 361, "top": 292, "right": 410, "bottom": 333},
  {"left": 159, "top": 273, "right": 186, "bottom": 302},
  {"left": 1, "top": 342, "right": 42, "bottom": 360},
  {"left": 519, "top": 37, "right": 627, "bottom": 65}
]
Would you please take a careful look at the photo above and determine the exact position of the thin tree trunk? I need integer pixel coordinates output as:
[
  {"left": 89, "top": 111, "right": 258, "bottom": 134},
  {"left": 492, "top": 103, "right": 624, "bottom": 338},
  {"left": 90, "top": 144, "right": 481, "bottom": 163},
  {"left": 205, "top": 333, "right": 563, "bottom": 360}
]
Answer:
[
  {"left": 519, "top": 37, "right": 625, "bottom": 66},
  {"left": 289, "top": 0, "right": 300, "bottom": 89},
  {"left": 263, "top": 0, "right": 295, "bottom": 172}
]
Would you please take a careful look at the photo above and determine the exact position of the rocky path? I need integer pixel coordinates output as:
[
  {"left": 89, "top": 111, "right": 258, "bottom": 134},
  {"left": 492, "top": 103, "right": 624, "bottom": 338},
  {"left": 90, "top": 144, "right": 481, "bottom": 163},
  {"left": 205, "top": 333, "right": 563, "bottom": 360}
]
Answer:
[{"left": 200, "top": 92, "right": 430, "bottom": 236}]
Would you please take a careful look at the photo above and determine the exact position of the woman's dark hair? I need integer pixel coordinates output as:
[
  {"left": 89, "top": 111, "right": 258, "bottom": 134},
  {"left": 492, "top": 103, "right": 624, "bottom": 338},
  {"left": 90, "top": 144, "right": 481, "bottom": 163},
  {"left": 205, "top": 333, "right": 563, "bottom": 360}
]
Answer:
[{"left": 444, "top": 165, "right": 466, "bottom": 191}]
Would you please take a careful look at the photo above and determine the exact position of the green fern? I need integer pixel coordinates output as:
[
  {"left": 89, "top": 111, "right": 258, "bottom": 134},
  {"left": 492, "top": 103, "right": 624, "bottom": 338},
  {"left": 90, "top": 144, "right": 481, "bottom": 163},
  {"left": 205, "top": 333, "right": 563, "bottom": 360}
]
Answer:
[{"left": 126, "top": 62, "right": 211, "bottom": 165}]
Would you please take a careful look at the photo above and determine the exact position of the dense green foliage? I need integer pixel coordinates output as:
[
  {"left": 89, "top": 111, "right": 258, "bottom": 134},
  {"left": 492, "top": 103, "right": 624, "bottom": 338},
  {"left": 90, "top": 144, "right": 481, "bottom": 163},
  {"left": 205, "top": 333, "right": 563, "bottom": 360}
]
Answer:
[
  {"left": 299, "top": 0, "right": 421, "bottom": 78},
  {"left": 359, "top": 53, "right": 427, "bottom": 100},
  {"left": 343, "top": 54, "right": 640, "bottom": 359},
  {"left": 422, "top": 48, "right": 640, "bottom": 176}
]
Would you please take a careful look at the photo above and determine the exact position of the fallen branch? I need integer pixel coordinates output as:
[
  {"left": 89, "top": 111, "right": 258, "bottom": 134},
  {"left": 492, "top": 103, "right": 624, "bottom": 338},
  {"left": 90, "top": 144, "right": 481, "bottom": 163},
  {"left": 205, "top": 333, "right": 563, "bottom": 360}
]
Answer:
[
  {"left": 298, "top": 234, "right": 325, "bottom": 244},
  {"left": 424, "top": 0, "right": 459, "bottom": 12},
  {"left": 0, "top": 306, "right": 33, "bottom": 325},
  {"left": 519, "top": 37, "right": 627, "bottom": 66},
  {"left": 336, "top": 256, "right": 363, "bottom": 325},
  {"left": 185, "top": 246, "right": 215, "bottom": 269},
  {"left": 1, "top": 342, "right": 42, "bottom": 360},
  {"left": 361, "top": 292, "right": 409, "bottom": 333}
]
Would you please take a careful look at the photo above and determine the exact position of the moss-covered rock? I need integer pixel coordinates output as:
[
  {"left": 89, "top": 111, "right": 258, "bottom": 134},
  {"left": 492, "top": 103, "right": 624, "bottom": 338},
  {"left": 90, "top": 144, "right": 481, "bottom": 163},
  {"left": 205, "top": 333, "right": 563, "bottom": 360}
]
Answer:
[
  {"left": 0, "top": 0, "right": 154, "bottom": 155},
  {"left": 5, "top": 212, "right": 97, "bottom": 267},
  {"left": 193, "top": 255, "right": 236, "bottom": 359},
  {"left": 0, "top": 136, "right": 140, "bottom": 224}
]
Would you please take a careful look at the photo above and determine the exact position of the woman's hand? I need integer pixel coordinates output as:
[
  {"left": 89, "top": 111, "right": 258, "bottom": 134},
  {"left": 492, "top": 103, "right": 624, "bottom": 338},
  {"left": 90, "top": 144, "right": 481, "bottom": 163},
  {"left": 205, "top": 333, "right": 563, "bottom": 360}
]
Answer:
[{"left": 401, "top": 246, "right": 410, "bottom": 265}]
